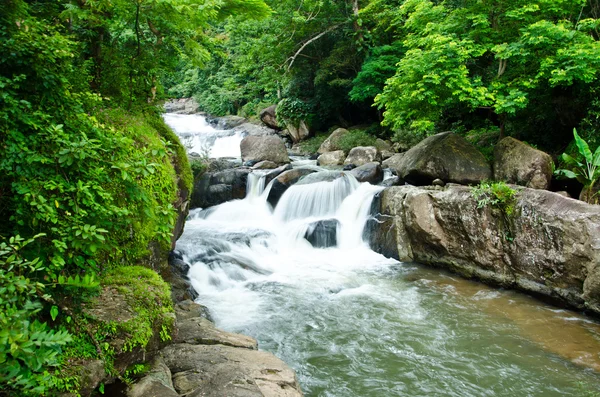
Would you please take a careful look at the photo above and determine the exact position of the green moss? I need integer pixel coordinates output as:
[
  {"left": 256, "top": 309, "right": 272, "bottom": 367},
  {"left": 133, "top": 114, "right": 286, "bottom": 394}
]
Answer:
[
  {"left": 53, "top": 266, "right": 174, "bottom": 395},
  {"left": 298, "top": 132, "right": 329, "bottom": 154}
]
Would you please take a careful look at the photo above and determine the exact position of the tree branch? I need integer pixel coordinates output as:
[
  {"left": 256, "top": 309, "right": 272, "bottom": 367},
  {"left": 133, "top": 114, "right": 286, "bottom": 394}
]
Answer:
[{"left": 287, "top": 24, "right": 341, "bottom": 71}]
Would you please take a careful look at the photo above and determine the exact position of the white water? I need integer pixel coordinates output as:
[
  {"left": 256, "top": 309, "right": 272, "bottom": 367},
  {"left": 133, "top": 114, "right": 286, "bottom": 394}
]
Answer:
[
  {"left": 171, "top": 113, "right": 600, "bottom": 396},
  {"left": 163, "top": 113, "right": 244, "bottom": 158}
]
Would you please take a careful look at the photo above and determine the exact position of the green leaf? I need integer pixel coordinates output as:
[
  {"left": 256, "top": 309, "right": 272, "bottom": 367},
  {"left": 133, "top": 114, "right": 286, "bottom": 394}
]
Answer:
[
  {"left": 573, "top": 128, "right": 593, "bottom": 164},
  {"left": 50, "top": 306, "right": 58, "bottom": 322}
]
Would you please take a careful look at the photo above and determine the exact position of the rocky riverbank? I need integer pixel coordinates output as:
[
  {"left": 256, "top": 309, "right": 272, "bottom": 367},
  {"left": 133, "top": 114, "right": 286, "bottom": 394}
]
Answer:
[{"left": 370, "top": 184, "right": 600, "bottom": 316}]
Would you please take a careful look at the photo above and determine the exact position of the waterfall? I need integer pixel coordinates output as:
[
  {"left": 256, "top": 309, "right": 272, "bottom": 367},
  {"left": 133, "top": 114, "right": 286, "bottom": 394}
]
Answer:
[{"left": 163, "top": 113, "right": 244, "bottom": 158}]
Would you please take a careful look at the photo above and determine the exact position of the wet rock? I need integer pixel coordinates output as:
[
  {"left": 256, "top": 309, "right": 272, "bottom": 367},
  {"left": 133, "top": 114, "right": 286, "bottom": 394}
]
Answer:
[
  {"left": 253, "top": 160, "right": 278, "bottom": 169},
  {"left": 494, "top": 137, "right": 554, "bottom": 189},
  {"left": 267, "top": 168, "right": 317, "bottom": 208},
  {"left": 308, "top": 153, "right": 319, "bottom": 160},
  {"left": 343, "top": 164, "right": 356, "bottom": 171},
  {"left": 191, "top": 168, "right": 251, "bottom": 209},
  {"left": 318, "top": 128, "right": 349, "bottom": 154},
  {"left": 264, "top": 164, "right": 293, "bottom": 186},
  {"left": 394, "top": 132, "right": 491, "bottom": 185},
  {"left": 207, "top": 115, "right": 246, "bottom": 129},
  {"left": 305, "top": 219, "right": 339, "bottom": 248},
  {"left": 297, "top": 171, "right": 345, "bottom": 185},
  {"left": 233, "top": 122, "right": 279, "bottom": 137},
  {"left": 379, "top": 176, "right": 401, "bottom": 188},
  {"left": 317, "top": 150, "right": 346, "bottom": 166},
  {"left": 259, "top": 105, "right": 280, "bottom": 130},
  {"left": 432, "top": 178, "right": 445, "bottom": 187},
  {"left": 350, "top": 162, "right": 383, "bottom": 184},
  {"left": 241, "top": 135, "right": 290, "bottom": 165},
  {"left": 344, "top": 146, "right": 380, "bottom": 167},
  {"left": 161, "top": 344, "right": 303, "bottom": 397},
  {"left": 374, "top": 185, "right": 600, "bottom": 314},
  {"left": 166, "top": 252, "right": 198, "bottom": 304}
]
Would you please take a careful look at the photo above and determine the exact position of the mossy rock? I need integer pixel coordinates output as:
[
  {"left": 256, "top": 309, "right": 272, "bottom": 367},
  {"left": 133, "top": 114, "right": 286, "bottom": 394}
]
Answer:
[{"left": 57, "top": 266, "right": 175, "bottom": 397}]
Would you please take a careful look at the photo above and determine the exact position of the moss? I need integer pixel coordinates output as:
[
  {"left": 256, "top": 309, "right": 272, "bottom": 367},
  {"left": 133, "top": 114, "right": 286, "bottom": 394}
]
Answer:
[{"left": 53, "top": 266, "right": 175, "bottom": 395}]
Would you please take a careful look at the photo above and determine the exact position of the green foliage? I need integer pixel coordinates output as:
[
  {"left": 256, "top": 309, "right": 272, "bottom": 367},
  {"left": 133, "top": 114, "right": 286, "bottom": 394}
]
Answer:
[
  {"left": 471, "top": 181, "right": 517, "bottom": 216},
  {"left": 556, "top": 129, "right": 600, "bottom": 203},
  {"left": 338, "top": 129, "right": 378, "bottom": 152},
  {"left": 276, "top": 98, "right": 314, "bottom": 128},
  {"left": 350, "top": 43, "right": 404, "bottom": 103},
  {"left": 373, "top": 0, "right": 600, "bottom": 149},
  {"left": 298, "top": 133, "right": 330, "bottom": 154},
  {"left": 0, "top": 236, "right": 72, "bottom": 395}
]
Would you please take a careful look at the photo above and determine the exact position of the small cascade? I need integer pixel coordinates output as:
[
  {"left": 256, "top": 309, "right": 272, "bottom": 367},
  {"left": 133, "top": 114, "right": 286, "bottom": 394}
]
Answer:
[
  {"left": 246, "top": 172, "right": 267, "bottom": 200},
  {"left": 274, "top": 173, "right": 360, "bottom": 222},
  {"left": 163, "top": 113, "right": 244, "bottom": 158}
]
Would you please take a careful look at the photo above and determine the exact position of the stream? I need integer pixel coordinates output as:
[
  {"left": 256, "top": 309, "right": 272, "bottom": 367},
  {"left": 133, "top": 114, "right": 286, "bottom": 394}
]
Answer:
[{"left": 164, "top": 113, "right": 600, "bottom": 396}]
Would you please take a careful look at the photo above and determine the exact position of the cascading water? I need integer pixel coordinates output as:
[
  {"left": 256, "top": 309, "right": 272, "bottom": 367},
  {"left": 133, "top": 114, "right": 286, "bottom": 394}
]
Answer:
[
  {"left": 167, "top": 113, "right": 600, "bottom": 396},
  {"left": 163, "top": 113, "right": 244, "bottom": 157}
]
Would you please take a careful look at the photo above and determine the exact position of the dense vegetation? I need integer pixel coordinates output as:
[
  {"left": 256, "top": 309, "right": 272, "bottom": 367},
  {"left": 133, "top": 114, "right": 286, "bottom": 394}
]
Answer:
[
  {"left": 0, "top": 0, "right": 268, "bottom": 395},
  {"left": 166, "top": 0, "right": 600, "bottom": 154}
]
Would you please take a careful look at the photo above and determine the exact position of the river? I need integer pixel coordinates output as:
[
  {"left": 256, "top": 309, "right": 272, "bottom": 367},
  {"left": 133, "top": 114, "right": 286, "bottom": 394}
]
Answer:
[{"left": 164, "top": 113, "right": 600, "bottom": 397}]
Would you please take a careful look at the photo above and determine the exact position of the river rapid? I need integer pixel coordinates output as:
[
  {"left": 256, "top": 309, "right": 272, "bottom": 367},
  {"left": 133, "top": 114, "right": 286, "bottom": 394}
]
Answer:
[{"left": 164, "top": 113, "right": 600, "bottom": 397}]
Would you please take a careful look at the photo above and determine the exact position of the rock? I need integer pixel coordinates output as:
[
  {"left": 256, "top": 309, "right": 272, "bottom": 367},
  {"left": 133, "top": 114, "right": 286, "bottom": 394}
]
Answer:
[
  {"left": 267, "top": 168, "right": 317, "bottom": 208},
  {"left": 284, "top": 120, "right": 311, "bottom": 143},
  {"left": 394, "top": 132, "right": 491, "bottom": 185},
  {"left": 71, "top": 359, "right": 106, "bottom": 397},
  {"left": 128, "top": 357, "right": 178, "bottom": 397},
  {"left": 494, "top": 137, "right": 554, "bottom": 189},
  {"left": 350, "top": 162, "right": 383, "bottom": 184},
  {"left": 317, "top": 150, "right": 346, "bottom": 166},
  {"left": 556, "top": 191, "right": 571, "bottom": 198},
  {"left": 164, "top": 98, "right": 199, "bottom": 114},
  {"left": 374, "top": 185, "right": 600, "bottom": 314},
  {"left": 432, "top": 178, "right": 445, "bottom": 187},
  {"left": 161, "top": 344, "right": 303, "bottom": 397},
  {"left": 375, "top": 138, "right": 393, "bottom": 153},
  {"left": 175, "top": 300, "right": 213, "bottom": 322},
  {"left": 259, "top": 105, "right": 280, "bottom": 130},
  {"left": 380, "top": 150, "right": 395, "bottom": 161},
  {"left": 240, "top": 135, "right": 290, "bottom": 165},
  {"left": 318, "top": 128, "right": 349, "bottom": 154},
  {"left": 233, "top": 122, "right": 279, "bottom": 137},
  {"left": 382, "top": 153, "right": 405, "bottom": 173},
  {"left": 308, "top": 153, "right": 319, "bottom": 160},
  {"left": 344, "top": 146, "right": 380, "bottom": 167},
  {"left": 264, "top": 164, "right": 293, "bottom": 186},
  {"left": 165, "top": 251, "right": 198, "bottom": 303},
  {"left": 174, "top": 315, "right": 258, "bottom": 349},
  {"left": 252, "top": 160, "right": 278, "bottom": 169},
  {"left": 297, "top": 171, "right": 345, "bottom": 185},
  {"left": 207, "top": 115, "right": 247, "bottom": 130},
  {"left": 379, "top": 176, "right": 401, "bottom": 188},
  {"left": 305, "top": 219, "right": 339, "bottom": 248},
  {"left": 190, "top": 168, "right": 251, "bottom": 209},
  {"left": 343, "top": 164, "right": 356, "bottom": 171}
]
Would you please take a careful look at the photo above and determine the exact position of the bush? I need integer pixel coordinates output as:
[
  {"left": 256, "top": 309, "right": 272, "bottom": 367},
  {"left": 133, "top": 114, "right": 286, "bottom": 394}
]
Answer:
[{"left": 338, "top": 129, "right": 378, "bottom": 152}]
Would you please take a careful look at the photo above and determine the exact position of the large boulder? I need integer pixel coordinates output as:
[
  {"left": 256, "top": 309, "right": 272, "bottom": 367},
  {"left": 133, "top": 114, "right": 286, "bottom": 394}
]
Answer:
[
  {"left": 494, "top": 137, "right": 554, "bottom": 190},
  {"left": 191, "top": 168, "right": 251, "bottom": 209},
  {"left": 373, "top": 185, "right": 600, "bottom": 315},
  {"left": 266, "top": 168, "right": 317, "bottom": 208},
  {"left": 161, "top": 344, "right": 303, "bottom": 397},
  {"left": 344, "top": 146, "right": 380, "bottom": 167},
  {"left": 318, "top": 128, "right": 349, "bottom": 154},
  {"left": 317, "top": 150, "right": 346, "bottom": 166},
  {"left": 382, "top": 153, "right": 405, "bottom": 173},
  {"left": 240, "top": 135, "right": 290, "bottom": 165},
  {"left": 259, "top": 105, "right": 280, "bottom": 130},
  {"left": 395, "top": 132, "right": 491, "bottom": 185},
  {"left": 284, "top": 120, "right": 311, "bottom": 143},
  {"left": 350, "top": 162, "right": 383, "bottom": 184}
]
